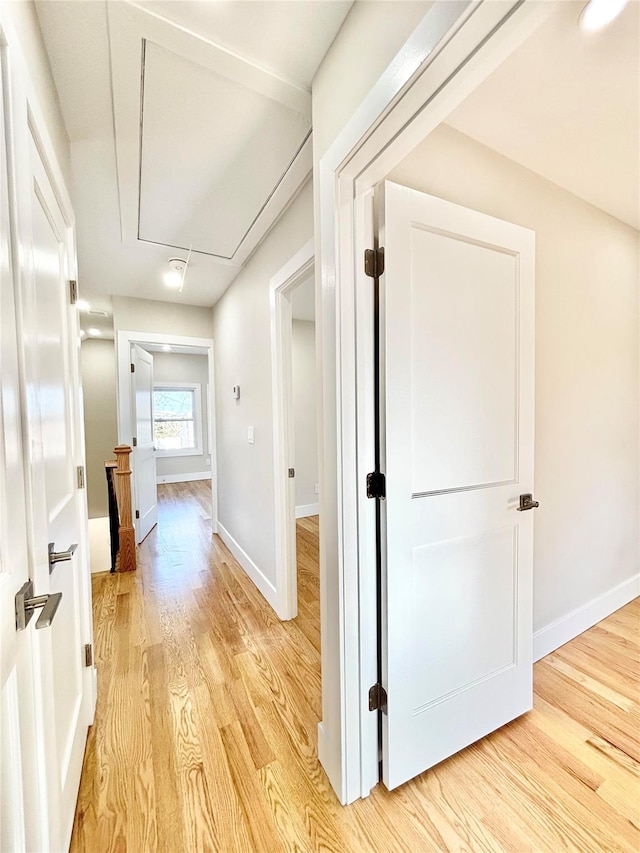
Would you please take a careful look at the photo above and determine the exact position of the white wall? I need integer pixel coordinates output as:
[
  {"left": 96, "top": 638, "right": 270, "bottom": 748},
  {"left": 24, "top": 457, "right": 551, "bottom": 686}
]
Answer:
[
  {"left": 211, "top": 180, "right": 313, "bottom": 609},
  {"left": 2, "top": 0, "right": 71, "bottom": 187},
  {"left": 112, "top": 295, "right": 213, "bottom": 339},
  {"left": 292, "top": 320, "right": 318, "bottom": 514},
  {"left": 388, "top": 123, "right": 639, "bottom": 648},
  {"left": 79, "top": 338, "right": 118, "bottom": 518},
  {"left": 152, "top": 351, "right": 211, "bottom": 482}
]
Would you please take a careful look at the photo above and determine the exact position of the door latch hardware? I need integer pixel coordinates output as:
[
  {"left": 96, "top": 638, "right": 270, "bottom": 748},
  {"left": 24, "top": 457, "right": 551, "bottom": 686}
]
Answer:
[
  {"left": 366, "top": 471, "right": 386, "bottom": 500},
  {"left": 288, "top": 468, "right": 295, "bottom": 478},
  {"left": 368, "top": 682, "right": 387, "bottom": 712},
  {"left": 15, "top": 580, "right": 62, "bottom": 631},
  {"left": 48, "top": 542, "right": 78, "bottom": 573},
  {"left": 517, "top": 493, "right": 539, "bottom": 512},
  {"left": 84, "top": 643, "right": 93, "bottom": 667}
]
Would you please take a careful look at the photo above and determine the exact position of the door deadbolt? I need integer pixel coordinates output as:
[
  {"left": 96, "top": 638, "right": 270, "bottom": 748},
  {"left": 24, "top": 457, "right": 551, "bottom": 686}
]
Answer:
[{"left": 15, "top": 580, "right": 62, "bottom": 631}]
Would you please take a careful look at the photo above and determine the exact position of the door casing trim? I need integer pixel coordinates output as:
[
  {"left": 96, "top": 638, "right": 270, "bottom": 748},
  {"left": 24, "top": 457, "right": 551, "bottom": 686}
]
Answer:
[{"left": 317, "top": 0, "right": 554, "bottom": 803}]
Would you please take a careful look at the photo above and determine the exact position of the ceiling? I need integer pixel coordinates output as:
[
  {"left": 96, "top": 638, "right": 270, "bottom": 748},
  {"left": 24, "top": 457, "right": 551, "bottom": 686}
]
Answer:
[
  {"left": 36, "top": 0, "right": 352, "bottom": 316},
  {"left": 446, "top": 0, "right": 639, "bottom": 230}
]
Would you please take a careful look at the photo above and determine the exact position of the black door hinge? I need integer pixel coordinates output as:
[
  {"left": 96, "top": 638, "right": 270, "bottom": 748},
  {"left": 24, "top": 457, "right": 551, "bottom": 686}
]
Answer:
[
  {"left": 84, "top": 643, "right": 93, "bottom": 667},
  {"left": 130, "top": 363, "right": 135, "bottom": 373},
  {"left": 364, "top": 247, "right": 385, "bottom": 279},
  {"left": 135, "top": 510, "right": 140, "bottom": 519},
  {"left": 369, "top": 683, "right": 387, "bottom": 712},
  {"left": 366, "top": 471, "right": 386, "bottom": 500},
  {"left": 132, "top": 436, "right": 137, "bottom": 447}
]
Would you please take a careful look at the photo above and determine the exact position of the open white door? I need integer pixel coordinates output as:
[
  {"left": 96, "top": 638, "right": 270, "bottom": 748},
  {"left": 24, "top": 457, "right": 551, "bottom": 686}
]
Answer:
[
  {"left": 378, "top": 181, "right": 535, "bottom": 790},
  {"left": 131, "top": 344, "right": 157, "bottom": 542},
  {"left": 21, "top": 128, "right": 94, "bottom": 851}
]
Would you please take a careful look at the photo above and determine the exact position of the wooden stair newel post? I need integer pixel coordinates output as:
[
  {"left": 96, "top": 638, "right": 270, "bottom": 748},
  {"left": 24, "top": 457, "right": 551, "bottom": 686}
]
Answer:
[{"left": 114, "top": 444, "right": 137, "bottom": 572}]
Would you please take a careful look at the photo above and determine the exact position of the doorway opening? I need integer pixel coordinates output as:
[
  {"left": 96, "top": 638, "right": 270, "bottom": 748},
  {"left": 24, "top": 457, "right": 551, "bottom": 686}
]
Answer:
[
  {"left": 270, "top": 239, "right": 316, "bottom": 620},
  {"left": 115, "top": 330, "right": 217, "bottom": 549}
]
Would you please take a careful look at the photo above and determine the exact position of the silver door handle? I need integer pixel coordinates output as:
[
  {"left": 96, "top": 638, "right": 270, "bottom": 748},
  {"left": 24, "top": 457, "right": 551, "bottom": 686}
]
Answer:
[
  {"left": 15, "top": 580, "right": 63, "bottom": 630},
  {"left": 48, "top": 542, "right": 77, "bottom": 572}
]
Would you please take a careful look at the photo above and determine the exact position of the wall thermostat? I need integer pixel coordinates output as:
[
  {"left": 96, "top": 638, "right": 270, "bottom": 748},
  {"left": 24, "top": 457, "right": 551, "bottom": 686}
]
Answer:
[{"left": 233, "top": 385, "right": 240, "bottom": 400}]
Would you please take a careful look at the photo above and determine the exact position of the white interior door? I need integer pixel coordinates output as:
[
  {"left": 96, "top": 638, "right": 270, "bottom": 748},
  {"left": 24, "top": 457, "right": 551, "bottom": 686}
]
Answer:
[
  {"left": 132, "top": 344, "right": 157, "bottom": 542},
  {"left": 23, "top": 129, "right": 93, "bottom": 850},
  {"left": 379, "top": 181, "right": 535, "bottom": 790}
]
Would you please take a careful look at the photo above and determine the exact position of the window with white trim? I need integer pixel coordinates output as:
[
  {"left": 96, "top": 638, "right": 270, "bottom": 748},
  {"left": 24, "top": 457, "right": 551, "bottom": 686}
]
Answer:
[{"left": 153, "top": 383, "right": 202, "bottom": 456}]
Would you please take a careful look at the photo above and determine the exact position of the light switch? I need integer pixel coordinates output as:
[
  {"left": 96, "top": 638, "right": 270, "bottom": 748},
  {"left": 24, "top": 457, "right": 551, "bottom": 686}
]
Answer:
[{"left": 248, "top": 426, "right": 255, "bottom": 444}]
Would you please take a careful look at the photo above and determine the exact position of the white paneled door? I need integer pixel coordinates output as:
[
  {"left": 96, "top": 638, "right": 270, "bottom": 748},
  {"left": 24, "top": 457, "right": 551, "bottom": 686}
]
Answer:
[
  {"left": 23, "top": 129, "right": 93, "bottom": 849},
  {"left": 378, "top": 182, "right": 535, "bottom": 790},
  {"left": 131, "top": 344, "right": 158, "bottom": 542}
]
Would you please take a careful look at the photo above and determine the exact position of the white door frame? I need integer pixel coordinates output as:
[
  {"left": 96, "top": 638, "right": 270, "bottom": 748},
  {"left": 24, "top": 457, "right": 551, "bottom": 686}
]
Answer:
[
  {"left": 270, "top": 239, "right": 314, "bottom": 620},
  {"left": 116, "top": 330, "right": 218, "bottom": 535},
  {"left": 318, "top": 0, "right": 555, "bottom": 803}
]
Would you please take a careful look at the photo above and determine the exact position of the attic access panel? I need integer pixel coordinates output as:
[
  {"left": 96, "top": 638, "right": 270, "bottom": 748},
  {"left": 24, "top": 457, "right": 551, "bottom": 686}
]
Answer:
[{"left": 138, "top": 40, "right": 311, "bottom": 260}]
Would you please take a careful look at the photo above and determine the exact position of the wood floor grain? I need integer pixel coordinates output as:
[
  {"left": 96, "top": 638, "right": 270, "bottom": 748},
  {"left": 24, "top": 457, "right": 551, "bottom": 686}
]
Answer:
[{"left": 71, "top": 482, "right": 640, "bottom": 852}]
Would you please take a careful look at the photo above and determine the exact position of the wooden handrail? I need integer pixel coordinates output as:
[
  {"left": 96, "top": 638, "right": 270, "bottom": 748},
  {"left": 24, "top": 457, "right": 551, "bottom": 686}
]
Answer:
[{"left": 113, "top": 445, "right": 136, "bottom": 572}]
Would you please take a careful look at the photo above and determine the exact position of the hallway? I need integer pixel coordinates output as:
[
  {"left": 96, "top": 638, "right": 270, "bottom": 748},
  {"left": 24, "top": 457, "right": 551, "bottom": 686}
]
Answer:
[{"left": 72, "top": 483, "right": 640, "bottom": 852}]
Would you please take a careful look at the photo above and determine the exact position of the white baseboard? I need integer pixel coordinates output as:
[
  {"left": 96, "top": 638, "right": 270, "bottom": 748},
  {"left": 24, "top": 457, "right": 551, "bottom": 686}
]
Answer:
[
  {"left": 296, "top": 502, "right": 320, "bottom": 519},
  {"left": 216, "top": 521, "right": 279, "bottom": 614},
  {"left": 88, "top": 516, "right": 113, "bottom": 574},
  {"left": 533, "top": 573, "right": 639, "bottom": 662},
  {"left": 157, "top": 471, "right": 211, "bottom": 485}
]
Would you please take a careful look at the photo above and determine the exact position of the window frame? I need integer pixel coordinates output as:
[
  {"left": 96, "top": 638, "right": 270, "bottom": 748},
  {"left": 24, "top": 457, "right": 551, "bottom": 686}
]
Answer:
[{"left": 152, "top": 381, "right": 203, "bottom": 457}]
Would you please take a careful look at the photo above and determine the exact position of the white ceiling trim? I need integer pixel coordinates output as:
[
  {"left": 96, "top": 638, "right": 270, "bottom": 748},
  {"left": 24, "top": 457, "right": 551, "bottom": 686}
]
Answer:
[
  {"left": 107, "top": 1, "right": 312, "bottom": 267},
  {"left": 127, "top": 1, "right": 313, "bottom": 96}
]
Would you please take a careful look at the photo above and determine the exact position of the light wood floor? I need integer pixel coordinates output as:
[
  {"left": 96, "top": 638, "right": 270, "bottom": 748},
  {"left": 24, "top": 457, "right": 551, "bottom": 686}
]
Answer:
[{"left": 71, "top": 481, "right": 640, "bottom": 852}]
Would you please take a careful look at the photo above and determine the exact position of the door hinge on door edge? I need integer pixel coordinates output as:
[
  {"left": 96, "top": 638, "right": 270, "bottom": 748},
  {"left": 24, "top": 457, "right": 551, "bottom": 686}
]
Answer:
[
  {"left": 369, "top": 683, "right": 387, "bottom": 712},
  {"left": 84, "top": 643, "right": 93, "bottom": 667},
  {"left": 132, "top": 437, "right": 137, "bottom": 447},
  {"left": 69, "top": 279, "right": 78, "bottom": 304},
  {"left": 130, "top": 363, "right": 135, "bottom": 373},
  {"left": 364, "top": 247, "right": 384, "bottom": 279},
  {"left": 77, "top": 465, "right": 85, "bottom": 489},
  {"left": 366, "top": 471, "right": 386, "bottom": 500},
  {"left": 135, "top": 510, "right": 140, "bottom": 519}
]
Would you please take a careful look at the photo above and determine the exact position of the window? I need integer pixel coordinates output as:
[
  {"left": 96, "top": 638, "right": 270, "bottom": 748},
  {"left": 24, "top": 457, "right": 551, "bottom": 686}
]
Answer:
[{"left": 153, "top": 383, "right": 202, "bottom": 456}]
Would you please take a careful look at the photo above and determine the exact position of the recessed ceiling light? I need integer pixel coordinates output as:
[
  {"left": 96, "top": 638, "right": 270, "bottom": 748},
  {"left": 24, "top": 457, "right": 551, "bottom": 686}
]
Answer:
[
  {"left": 162, "top": 345, "right": 171, "bottom": 352},
  {"left": 579, "top": 0, "right": 628, "bottom": 31},
  {"left": 88, "top": 327, "right": 101, "bottom": 337},
  {"left": 77, "top": 299, "right": 90, "bottom": 311}
]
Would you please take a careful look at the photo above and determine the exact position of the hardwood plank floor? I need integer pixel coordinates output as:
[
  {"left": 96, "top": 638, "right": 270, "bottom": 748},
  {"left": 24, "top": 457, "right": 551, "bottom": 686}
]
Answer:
[{"left": 72, "top": 482, "right": 640, "bottom": 852}]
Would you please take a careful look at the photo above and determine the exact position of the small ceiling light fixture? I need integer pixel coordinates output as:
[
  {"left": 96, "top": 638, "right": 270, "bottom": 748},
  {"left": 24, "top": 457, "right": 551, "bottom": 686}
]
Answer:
[
  {"left": 88, "top": 327, "right": 101, "bottom": 337},
  {"left": 579, "top": 0, "right": 628, "bottom": 31},
  {"left": 163, "top": 245, "right": 192, "bottom": 292},
  {"left": 162, "top": 345, "right": 171, "bottom": 352}
]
